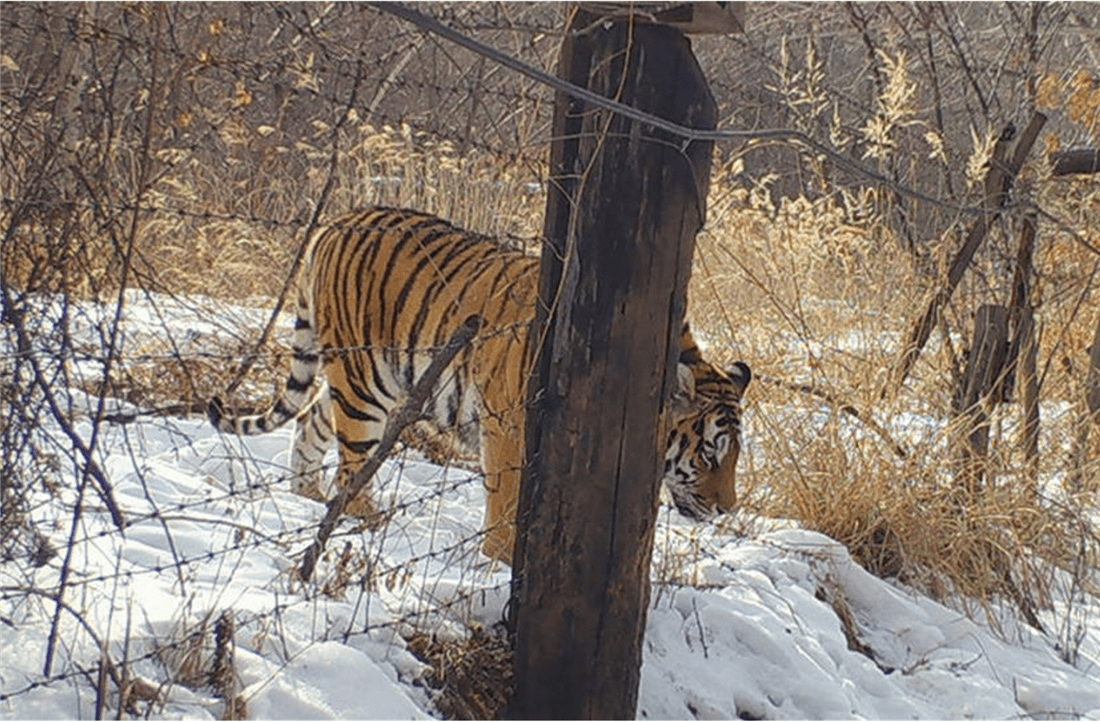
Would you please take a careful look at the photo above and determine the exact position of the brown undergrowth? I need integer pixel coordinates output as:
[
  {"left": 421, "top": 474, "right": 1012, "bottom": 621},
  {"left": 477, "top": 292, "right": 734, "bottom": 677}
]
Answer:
[
  {"left": 406, "top": 625, "right": 514, "bottom": 720},
  {"left": 4, "top": 8, "right": 1098, "bottom": 719}
]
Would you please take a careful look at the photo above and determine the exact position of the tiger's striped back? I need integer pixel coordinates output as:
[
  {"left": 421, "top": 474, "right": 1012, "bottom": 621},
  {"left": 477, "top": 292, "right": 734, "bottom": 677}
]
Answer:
[{"left": 314, "top": 210, "right": 533, "bottom": 414}]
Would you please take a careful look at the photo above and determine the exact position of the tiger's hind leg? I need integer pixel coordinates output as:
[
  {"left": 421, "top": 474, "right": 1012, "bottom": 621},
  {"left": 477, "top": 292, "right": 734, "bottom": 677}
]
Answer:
[
  {"left": 290, "top": 387, "right": 333, "bottom": 501},
  {"left": 324, "top": 364, "right": 387, "bottom": 524}
]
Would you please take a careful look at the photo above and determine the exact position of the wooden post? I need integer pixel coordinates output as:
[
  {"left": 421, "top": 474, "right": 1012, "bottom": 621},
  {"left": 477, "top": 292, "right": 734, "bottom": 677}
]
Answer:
[
  {"left": 1049, "top": 145, "right": 1100, "bottom": 492},
  {"left": 1008, "top": 213, "right": 1040, "bottom": 491},
  {"left": 507, "top": 16, "right": 716, "bottom": 721},
  {"left": 1051, "top": 148, "right": 1100, "bottom": 176},
  {"left": 1088, "top": 312, "right": 1100, "bottom": 421},
  {"left": 1016, "top": 309, "right": 1040, "bottom": 488},
  {"left": 1068, "top": 313, "right": 1100, "bottom": 493},
  {"left": 954, "top": 305, "right": 1010, "bottom": 497}
]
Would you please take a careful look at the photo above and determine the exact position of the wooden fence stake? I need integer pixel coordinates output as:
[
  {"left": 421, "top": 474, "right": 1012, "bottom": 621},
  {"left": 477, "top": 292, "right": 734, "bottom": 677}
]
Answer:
[
  {"left": 1088, "top": 312, "right": 1100, "bottom": 420},
  {"left": 1070, "top": 312, "right": 1100, "bottom": 493},
  {"left": 508, "top": 15, "right": 715, "bottom": 720},
  {"left": 887, "top": 112, "right": 1046, "bottom": 397},
  {"left": 954, "top": 304, "right": 1010, "bottom": 497},
  {"left": 1003, "top": 211, "right": 1041, "bottom": 491}
]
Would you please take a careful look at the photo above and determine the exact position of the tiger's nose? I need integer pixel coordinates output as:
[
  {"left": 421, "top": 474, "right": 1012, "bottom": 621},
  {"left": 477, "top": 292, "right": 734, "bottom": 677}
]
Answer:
[{"left": 713, "top": 486, "right": 737, "bottom": 516}]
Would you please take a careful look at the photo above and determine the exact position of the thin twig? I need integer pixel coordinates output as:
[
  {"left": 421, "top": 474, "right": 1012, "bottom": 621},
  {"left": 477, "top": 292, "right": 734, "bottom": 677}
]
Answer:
[
  {"left": 759, "top": 374, "right": 910, "bottom": 459},
  {"left": 43, "top": 3, "right": 171, "bottom": 678}
]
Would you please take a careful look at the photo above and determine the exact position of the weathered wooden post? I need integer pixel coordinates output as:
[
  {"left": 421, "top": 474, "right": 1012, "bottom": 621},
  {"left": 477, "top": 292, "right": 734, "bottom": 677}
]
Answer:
[
  {"left": 1070, "top": 311, "right": 1100, "bottom": 492},
  {"left": 1051, "top": 149, "right": 1100, "bottom": 492},
  {"left": 886, "top": 113, "right": 1046, "bottom": 397},
  {"left": 1008, "top": 212, "right": 1040, "bottom": 491},
  {"left": 1051, "top": 148, "right": 1100, "bottom": 176},
  {"left": 954, "top": 304, "right": 1010, "bottom": 497},
  {"left": 1088, "top": 314, "right": 1100, "bottom": 421},
  {"left": 507, "top": 3, "right": 739, "bottom": 718}
]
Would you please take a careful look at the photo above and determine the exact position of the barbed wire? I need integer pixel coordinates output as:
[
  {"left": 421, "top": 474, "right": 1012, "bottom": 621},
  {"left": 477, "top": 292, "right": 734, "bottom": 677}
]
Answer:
[
  {"left": 51, "top": 454, "right": 485, "bottom": 551},
  {"left": 368, "top": 2, "right": 1054, "bottom": 219},
  {"left": 0, "top": 435, "right": 516, "bottom": 703},
  {"left": 0, "top": 9, "right": 554, "bottom": 224},
  {"left": 1, "top": 186, "right": 547, "bottom": 236},
  {"left": 0, "top": 2, "right": 894, "bottom": 160},
  {"left": 0, "top": 319, "right": 541, "bottom": 367},
  {"left": 0, "top": 574, "right": 514, "bottom": 705},
  {"left": 1, "top": 7, "right": 557, "bottom": 126}
]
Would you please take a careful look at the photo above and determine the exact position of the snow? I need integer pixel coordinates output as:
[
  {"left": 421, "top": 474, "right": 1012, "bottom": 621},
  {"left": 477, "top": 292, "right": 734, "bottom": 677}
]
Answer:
[
  {"left": 237, "top": 642, "right": 425, "bottom": 720},
  {"left": 644, "top": 526, "right": 1100, "bottom": 719},
  {"left": 3, "top": 292, "right": 1099, "bottom": 720}
]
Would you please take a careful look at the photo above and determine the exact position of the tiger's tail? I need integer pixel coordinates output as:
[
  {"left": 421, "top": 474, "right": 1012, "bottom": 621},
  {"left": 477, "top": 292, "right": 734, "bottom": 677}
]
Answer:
[{"left": 207, "top": 290, "right": 322, "bottom": 436}]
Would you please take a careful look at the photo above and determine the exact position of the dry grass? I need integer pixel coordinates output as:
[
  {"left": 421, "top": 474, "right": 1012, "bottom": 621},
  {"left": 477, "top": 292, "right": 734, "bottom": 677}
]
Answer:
[
  {"left": 10, "top": 107, "right": 1096, "bottom": 645},
  {"left": 406, "top": 625, "right": 513, "bottom": 720},
  {"left": 132, "top": 123, "right": 546, "bottom": 301},
  {"left": 692, "top": 150, "right": 1099, "bottom": 637},
  {"left": 150, "top": 611, "right": 247, "bottom": 720}
]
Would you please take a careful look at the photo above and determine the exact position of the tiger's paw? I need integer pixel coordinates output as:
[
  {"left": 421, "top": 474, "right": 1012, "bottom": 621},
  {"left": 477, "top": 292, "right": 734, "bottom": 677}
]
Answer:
[
  {"left": 292, "top": 475, "right": 326, "bottom": 502},
  {"left": 343, "top": 493, "right": 389, "bottom": 531}
]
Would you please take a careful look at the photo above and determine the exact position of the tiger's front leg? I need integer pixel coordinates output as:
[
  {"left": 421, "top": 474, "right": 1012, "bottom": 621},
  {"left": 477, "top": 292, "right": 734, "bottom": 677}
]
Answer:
[{"left": 479, "top": 410, "right": 524, "bottom": 564}]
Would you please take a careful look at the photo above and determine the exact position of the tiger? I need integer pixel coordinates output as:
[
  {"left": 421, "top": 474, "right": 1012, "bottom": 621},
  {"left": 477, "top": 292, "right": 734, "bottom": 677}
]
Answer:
[{"left": 208, "top": 206, "right": 752, "bottom": 563}]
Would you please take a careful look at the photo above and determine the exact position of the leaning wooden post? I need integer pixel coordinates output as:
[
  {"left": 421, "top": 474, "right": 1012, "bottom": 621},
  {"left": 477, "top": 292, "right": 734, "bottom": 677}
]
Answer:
[
  {"left": 507, "top": 8, "right": 722, "bottom": 720},
  {"left": 1070, "top": 312, "right": 1100, "bottom": 492},
  {"left": 1051, "top": 148, "right": 1100, "bottom": 176},
  {"left": 1052, "top": 147, "right": 1100, "bottom": 492},
  {"left": 886, "top": 113, "right": 1046, "bottom": 398}
]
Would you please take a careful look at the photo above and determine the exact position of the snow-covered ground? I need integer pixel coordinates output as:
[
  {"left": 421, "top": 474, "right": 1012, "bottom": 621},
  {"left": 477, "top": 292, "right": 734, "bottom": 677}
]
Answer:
[{"left": 2, "top": 293, "right": 1098, "bottom": 720}]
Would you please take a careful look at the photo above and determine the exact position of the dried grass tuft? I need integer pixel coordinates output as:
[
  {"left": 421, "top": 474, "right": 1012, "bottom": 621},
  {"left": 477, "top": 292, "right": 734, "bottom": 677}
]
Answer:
[{"left": 406, "top": 625, "right": 514, "bottom": 720}]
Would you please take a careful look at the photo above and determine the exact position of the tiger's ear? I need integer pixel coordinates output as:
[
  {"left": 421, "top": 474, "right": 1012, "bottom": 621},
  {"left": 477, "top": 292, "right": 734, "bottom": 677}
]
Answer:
[
  {"left": 726, "top": 361, "right": 752, "bottom": 393},
  {"left": 671, "top": 362, "right": 697, "bottom": 417}
]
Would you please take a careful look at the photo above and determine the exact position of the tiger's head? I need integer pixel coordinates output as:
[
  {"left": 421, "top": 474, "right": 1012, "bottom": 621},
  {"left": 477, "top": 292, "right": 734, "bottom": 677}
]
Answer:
[{"left": 665, "top": 327, "right": 752, "bottom": 521}]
